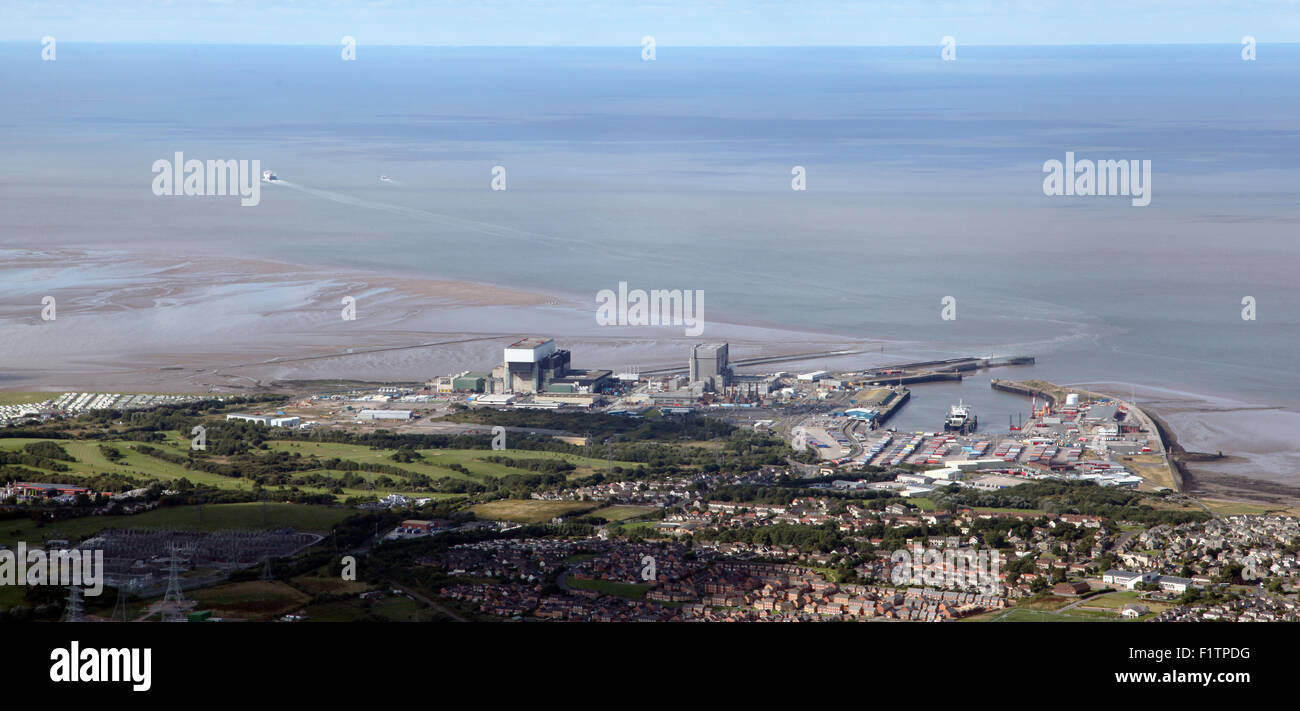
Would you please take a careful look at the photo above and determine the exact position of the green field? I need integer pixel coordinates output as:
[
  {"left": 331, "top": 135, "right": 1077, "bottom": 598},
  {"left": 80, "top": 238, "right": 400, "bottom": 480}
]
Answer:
[
  {"left": 1074, "top": 590, "right": 1172, "bottom": 615},
  {"left": 303, "top": 594, "right": 435, "bottom": 622},
  {"left": 0, "top": 393, "right": 55, "bottom": 406},
  {"left": 188, "top": 581, "right": 312, "bottom": 620},
  {"left": 1201, "top": 498, "right": 1300, "bottom": 517},
  {"left": 2, "top": 435, "right": 632, "bottom": 502},
  {"left": 992, "top": 608, "right": 1113, "bottom": 622},
  {"left": 589, "top": 505, "right": 659, "bottom": 522},
  {"left": 469, "top": 499, "right": 595, "bottom": 524},
  {"left": 613, "top": 521, "right": 661, "bottom": 534},
  {"left": 0, "top": 436, "right": 376, "bottom": 499},
  {"left": 0, "top": 502, "right": 352, "bottom": 547},
  {"left": 289, "top": 575, "right": 376, "bottom": 597},
  {"left": 265, "top": 440, "right": 636, "bottom": 488},
  {"left": 567, "top": 577, "right": 651, "bottom": 600}
]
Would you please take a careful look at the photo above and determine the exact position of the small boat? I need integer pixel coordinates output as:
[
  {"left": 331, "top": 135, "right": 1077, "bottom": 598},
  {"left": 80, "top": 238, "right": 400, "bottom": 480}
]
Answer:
[
  {"left": 379, "top": 175, "right": 392, "bottom": 182},
  {"left": 262, "top": 170, "right": 279, "bottom": 182}
]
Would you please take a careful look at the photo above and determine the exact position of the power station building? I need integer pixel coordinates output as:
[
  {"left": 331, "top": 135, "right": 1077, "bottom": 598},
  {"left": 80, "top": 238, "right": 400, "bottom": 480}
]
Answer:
[
  {"left": 689, "top": 343, "right": 731, "bottom": 391},
  {"left": 499, "top": 338, "right": 568, "bottom": 393},
  {"left": 495, "top": 337, "right": 611, "bottom": 395}
]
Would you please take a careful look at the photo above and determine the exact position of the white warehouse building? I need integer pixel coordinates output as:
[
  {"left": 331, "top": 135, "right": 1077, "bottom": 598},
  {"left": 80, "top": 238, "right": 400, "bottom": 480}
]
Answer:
[{"left": 357, "top": 409, "right": 414, "bottom": 421}]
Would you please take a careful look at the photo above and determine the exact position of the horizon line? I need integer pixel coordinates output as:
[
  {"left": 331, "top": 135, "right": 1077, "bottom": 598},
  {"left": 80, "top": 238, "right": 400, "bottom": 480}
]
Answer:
[{"left": 3, "top": 40, "right": 1295, "bottom": 48}]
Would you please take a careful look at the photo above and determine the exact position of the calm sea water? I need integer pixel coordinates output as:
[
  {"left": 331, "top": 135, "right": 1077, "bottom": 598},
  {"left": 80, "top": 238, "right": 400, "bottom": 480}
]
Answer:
[{"left": 1, "top": 44, "right": 1298, "bottom": 410}]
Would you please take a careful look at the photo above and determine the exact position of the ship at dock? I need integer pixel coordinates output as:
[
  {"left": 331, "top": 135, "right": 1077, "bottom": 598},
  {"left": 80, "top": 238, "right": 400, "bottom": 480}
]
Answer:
[{"left": 944, "top": 401, "right": 977, "bottom": 434}]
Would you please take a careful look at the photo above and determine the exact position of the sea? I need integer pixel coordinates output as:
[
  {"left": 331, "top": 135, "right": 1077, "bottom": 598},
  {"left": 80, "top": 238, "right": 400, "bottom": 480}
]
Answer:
[{"left": 1, "top": 43, "right": 1298, "bottom": 471}]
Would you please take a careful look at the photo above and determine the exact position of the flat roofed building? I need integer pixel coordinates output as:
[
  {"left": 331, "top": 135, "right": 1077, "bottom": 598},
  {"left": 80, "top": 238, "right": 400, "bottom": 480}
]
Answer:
[
  {"left": 1102, "top": 570, "right": 1146, "bottom": 586},
  {"left": 548, "top": 369, "right": 612, "bottom": 394},
  {"left": 12, "top": 482, "right": 94, "bottom": 497},
  {"left": 357, "top": 409, "right": 414, "bottom": 420},
  {"left": 797, "top": 370, "right": 830, "bottom": 382},
  {"left": 969, "top": 474, "right": 1026, "bottom": 491},
  {"left": 452, "top": 373, "right": 489, "bottom": 393},
  {"left": 650, "top": 388, "right": 701, "bottom": 406},
  {"left": 534, "top": 392, "right": 600, "bottom": 407},
  {"left": 226, "top": 413, "right": 270, "bottom": 425}
]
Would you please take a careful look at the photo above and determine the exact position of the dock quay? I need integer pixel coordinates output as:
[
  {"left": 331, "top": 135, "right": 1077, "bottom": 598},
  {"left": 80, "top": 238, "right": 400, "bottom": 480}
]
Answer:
[
  {"left": 866, "top": 372, "right": 962, "bottom": 386},
  {"left": 872, "top": 388, "right": 910, "bottom": 425},
  {"left": 990, "top": 378, "right": 1058, "bottom": 406}
]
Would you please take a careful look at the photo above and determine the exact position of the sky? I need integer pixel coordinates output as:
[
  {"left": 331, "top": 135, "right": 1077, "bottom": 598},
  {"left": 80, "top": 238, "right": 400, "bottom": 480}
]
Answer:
[{"left": 2, "top": 0, "right": 1299, "bottom": 46}]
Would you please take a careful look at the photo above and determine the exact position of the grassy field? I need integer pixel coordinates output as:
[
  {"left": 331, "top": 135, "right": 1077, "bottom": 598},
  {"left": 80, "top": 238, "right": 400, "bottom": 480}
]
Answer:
[
  {"left": 613, "top": 520, "right": 661, "bottom": 534},
  {"left": 1201, "top": 498, "right": 1300, "bottom": 517},
  {"left": 992, "top": 608, "right": 1111, "bottom": 622},
  {"left": 468, "top": 499, "right": 595, "bottom": 524},
  {"left": 1016, "top": 595, "right": 1076, "bottom": 611},
  {"left": 0, "top": 502, "right": 352, "bottom": 547},
  {"left": 1123, "top": 454, "right": 1178, "bottom": 490},
  {"left": 1075, "top": 589, "right": 1174, "bottom": 613},
  {"left": 303, "top": 594, "right": 435, "bottom": 622},
  {"left": 589, "top": 505, "right": 659, "bottom": 522},
  {"left": 567, "top": 577, "right": 651, "bottom": 600},
  {"left": 0, "top": 392, "right": 55, "bottom": 406},
  {"left": 0, "top": 436, "right": 406, "bottom": 501},
  {"left": 2, "top": 435, "right": 620, "bottom": 501},
  {"left": 289, "top": 575, "right": 375, "bottom": 597},
  {"left": 956, "top": 609, "right": 1005, "bottom": 622},
  {"left": 189, "top": 581, "right": 311, "bottom": 620},
  {"left": 266, "top": 440, "right": 635, "bottom": 480}
]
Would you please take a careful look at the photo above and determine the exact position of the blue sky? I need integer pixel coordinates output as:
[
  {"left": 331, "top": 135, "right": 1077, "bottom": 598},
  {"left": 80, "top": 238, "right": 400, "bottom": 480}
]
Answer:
[{"left": 3, "top": 0, "right": 1299, "bottom": 46}]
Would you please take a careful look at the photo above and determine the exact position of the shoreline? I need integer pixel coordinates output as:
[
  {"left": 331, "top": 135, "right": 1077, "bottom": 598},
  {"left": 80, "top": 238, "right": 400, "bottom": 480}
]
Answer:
[{"left": 2, "top": 247, "right": 1297, "bottom": 508}]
